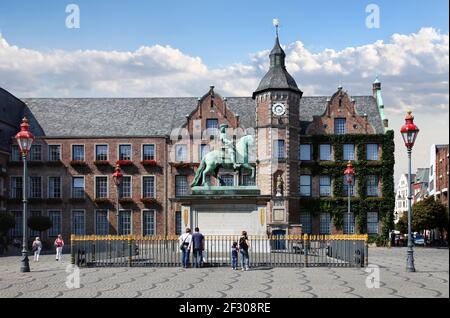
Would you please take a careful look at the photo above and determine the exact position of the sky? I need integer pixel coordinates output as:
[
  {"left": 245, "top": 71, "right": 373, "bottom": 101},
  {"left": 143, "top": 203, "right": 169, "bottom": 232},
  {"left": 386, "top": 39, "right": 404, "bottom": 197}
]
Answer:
[{"left": 0, "top": 0, "right": 448, "bottom": 184}]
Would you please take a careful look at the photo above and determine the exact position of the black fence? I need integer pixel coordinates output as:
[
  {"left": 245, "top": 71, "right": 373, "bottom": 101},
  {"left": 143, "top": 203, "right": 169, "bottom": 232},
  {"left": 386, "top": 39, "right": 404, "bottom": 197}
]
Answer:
[{"left": 71, "top": 234, "right": 368, "bottom": 268}]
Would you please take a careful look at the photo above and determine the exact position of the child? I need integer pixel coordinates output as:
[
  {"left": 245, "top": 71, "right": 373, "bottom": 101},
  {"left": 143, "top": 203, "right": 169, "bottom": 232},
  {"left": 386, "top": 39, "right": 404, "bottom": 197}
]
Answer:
[{"left": 231, "top": 242, "right": 239, "bottom": 270}]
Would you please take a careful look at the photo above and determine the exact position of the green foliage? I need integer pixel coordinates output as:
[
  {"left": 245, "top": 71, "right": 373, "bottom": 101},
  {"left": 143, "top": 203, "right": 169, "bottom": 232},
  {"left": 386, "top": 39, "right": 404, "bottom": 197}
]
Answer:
[
  {"left": 0, "top": 213, "right": 15, "bottom": 234},
  {"left": 396, "top": 214, "right": 408, "bottom": 234},
  {"left": 27, "top": 216, "right": 53, "bottom": 232},
  {"left": 412, "top": 196, "right": 449, "bottom": 232},
  {"left": 300, "top": 130, "right": 395, "bottom": 238}
]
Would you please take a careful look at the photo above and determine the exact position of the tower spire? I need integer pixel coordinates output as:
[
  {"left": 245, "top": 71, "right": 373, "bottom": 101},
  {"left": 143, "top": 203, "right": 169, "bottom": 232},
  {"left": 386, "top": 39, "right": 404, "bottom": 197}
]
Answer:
[{"left": 273, "top": 18, "right": 279, "bottom": 37}]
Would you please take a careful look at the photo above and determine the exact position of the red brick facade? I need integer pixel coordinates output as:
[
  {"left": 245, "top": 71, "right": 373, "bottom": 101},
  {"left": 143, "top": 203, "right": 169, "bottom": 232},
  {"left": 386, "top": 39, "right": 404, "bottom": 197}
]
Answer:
[{"left": 435, "top": 145, "right": 449, "bottom": 206}]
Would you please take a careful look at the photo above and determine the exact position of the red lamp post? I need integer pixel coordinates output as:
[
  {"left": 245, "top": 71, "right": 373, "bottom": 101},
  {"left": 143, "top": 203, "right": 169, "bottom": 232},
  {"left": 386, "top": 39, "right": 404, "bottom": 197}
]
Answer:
[
  {"left": 112, "top": 164, "right": 123, "bottom": 232},
  {"left": 400, "top": 111, "right": 419, "bottom": 272},
  {"left": 344, "top": 161, "right": 355, "bottom": 234},
  {"left": 15, "top": 117, "right": 34, "bottom": 272}
]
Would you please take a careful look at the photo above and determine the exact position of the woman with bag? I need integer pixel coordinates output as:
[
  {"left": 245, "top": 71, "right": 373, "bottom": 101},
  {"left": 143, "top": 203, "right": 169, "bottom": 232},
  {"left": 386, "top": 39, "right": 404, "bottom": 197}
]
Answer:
[
  {"left": 32, "top": 237, "right": 42, "bottom": 262},
  {"left": 239, "top": 231, "right": 250, "bottom": 271},
  {"left": 54, "top": 234, "right": 64, "bottom": 261},
  {"left": 178, "top": 228, "right": 192, "bottom": 268}
]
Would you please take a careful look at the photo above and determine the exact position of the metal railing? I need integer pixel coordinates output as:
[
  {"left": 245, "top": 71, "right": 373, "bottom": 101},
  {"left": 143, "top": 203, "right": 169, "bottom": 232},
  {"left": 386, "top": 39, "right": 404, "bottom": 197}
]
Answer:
[{"left": 71, "top": 234, "right": 368, "bottom": 268}]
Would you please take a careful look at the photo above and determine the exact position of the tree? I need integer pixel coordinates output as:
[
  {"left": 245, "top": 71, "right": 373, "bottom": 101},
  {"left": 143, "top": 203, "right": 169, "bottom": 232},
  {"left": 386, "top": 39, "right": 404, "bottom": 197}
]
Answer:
[
  {"left": 27, "top": 216, "right": 53, "bottom": 236},
  {"left": 412, "top": 196, "right": 449, "bottom": 233},
  {"left": 0, "top": 213, "right": 15, "bottom": 235},
  {"left": 396, "top": 214, "right": 408, "bottom": 234}
]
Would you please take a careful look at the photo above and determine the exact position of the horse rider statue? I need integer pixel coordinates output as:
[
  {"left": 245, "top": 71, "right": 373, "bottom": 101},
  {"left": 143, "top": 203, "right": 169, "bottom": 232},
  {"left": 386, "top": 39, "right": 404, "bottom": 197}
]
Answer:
[{"left": 219, "top": 124, "right": 240, "bottom": 169}]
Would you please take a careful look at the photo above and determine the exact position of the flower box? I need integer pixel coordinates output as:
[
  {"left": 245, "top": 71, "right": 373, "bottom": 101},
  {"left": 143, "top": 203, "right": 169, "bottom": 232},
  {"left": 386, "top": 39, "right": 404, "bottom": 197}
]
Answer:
[
  {"left": 46, "top": 160, "right": 63, "bottom": 166},
  {"left": 140, "top": 197, "right": 157, "bottom": 204},
  {"left": 94, "top": 198, "right": 110, "bottom": 204},
  {"left": 46, "top": 198, "right": 63, "bottom": 204},
  {"left": 141, "top": 160, "right": 157, "bottom": 167},
  {"left": 117, "top": 160, "right": 133, "bottom": 166},
  {"left": 119, "top": 198, "right": 134, "bottom": 204},
  {"left": 171, "top": 162, "right": 191, "bottom": 168},
  {"left": 28, "top": 197, "right": 44, "bottom": 203},
  {"left": 69, "top": 197, "right": 86, "bottom": 202},
  {"left": 94, "top": 160, "right": 111, "bottom": 166},
  {"left": 70, "top": 160, "right": 88, "bottom": 166},
  {"left": 28, "top": 161, "right": 44, "bottom": 167}
]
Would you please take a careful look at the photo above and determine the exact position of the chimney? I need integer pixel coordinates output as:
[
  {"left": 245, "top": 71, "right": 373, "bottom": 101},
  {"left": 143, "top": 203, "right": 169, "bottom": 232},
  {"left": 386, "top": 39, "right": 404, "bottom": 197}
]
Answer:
[{"left": 197, "top": 98, "right": 202, "bottom": 118}]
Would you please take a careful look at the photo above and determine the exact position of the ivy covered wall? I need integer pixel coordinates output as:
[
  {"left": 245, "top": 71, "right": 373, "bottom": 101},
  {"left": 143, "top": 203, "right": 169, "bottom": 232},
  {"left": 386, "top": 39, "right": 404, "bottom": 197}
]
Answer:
[{"left": 298, "top": 130, "right": 395, "bottom": 238}]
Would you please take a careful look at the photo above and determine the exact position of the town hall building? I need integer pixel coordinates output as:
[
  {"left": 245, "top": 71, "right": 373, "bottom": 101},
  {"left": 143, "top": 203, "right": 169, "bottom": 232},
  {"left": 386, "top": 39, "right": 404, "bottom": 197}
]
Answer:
[{"left": 0, "top": 33, "right": 395, "bottom": 242}]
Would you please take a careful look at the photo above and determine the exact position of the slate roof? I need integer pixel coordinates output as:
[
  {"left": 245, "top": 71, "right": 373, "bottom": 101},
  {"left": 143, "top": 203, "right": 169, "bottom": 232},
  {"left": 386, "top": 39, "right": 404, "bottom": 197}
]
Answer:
[
  {"left": 0, "top": 88, "right": 26, "bottom": 151},
  {"left": 20, "top": 94, "right": 384, "bottom": 138}
]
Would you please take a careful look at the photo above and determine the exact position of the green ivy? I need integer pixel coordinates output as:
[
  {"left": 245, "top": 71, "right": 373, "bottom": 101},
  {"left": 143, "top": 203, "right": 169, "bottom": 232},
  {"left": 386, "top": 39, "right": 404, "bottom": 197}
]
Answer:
[{"left": 299, "top": 130, "right": 395, "bottom": 238}]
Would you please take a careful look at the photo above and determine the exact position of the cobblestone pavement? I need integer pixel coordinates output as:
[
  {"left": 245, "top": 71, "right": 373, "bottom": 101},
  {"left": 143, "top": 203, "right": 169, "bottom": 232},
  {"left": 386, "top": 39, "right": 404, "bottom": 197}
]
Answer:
[{"left": 0, "top": 247, "right": 448, "bottom": 298}]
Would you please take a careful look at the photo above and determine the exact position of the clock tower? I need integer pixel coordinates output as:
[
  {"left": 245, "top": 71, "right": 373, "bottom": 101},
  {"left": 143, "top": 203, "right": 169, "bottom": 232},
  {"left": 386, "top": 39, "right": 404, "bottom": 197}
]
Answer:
[{"left": 253, "top": 26, "right": 303, "bottom": 234}]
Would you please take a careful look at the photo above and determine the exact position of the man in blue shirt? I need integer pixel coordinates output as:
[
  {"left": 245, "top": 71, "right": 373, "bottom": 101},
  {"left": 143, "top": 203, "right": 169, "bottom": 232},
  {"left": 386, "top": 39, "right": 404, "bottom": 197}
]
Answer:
[{"left": 192, "top": 227, "right": 205, "bottom": 268}]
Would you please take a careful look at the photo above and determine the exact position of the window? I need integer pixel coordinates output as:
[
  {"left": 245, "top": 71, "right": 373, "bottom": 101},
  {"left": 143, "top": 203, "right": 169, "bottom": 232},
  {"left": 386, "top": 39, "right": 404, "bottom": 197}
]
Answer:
[
  {"left": 199, "top": 144, "right": 210, "bottom": 160},
  {"left": 120, "top": 176, "right": 131, "bottom": 198},
  {"left": 48, "top": 145, "right": 61, "bottom": 161},
  {"left": 319, "top": 144, "right": 332, "bottom": 161},
  {"left": 343, "top": 176, "right": 355, "bottom": 196},
  {"left": 343, "top": 212, "right": 355, "bottom": 234},
  {"left": 299, "top": 144, "right": 311, "bottom": 161},
  {"left": 11, "top": 211, "right": 22, "bottom": 236},
  {"left": 118, "top": 210, "right": 132, "bottom": 235},
  {"left": 366, "top": 144, "right": 379, "bottom": 161},
  {"left": 30, "top": 145, "right": 42, "bottom": 161},
  {"left": 334, "top": 118, "right": 346, "bottom": 135},
  {"left": 343, "top": 144, "right": 355, "bottom": 161},
  {"left": 119, "top": 145, "right": 132, "bottom": 161},
  {"left": 96, "top": 145, "right": 108, "bottom": 161},
  {"left": 319, "top": 213, "right": 331, "bottom": 234},
  {"left": 142, "top": 176, "right": 155, "bottom": 198},
  {"left": 175, "top": 144, "right": 187, "bottom": 161},
  {"left": 367, "top": 175, "right": 379, "bottom": 197},
  {"left": 29, "top": 176, "right": 42, "bottom": 198},
  {"left": 72, "top": 177, "right": 85, "bottom": 198},
  {"left": 206, "top": 119, "right": 218, "bottom": 130},
  {"left": 72, "top": 145, "right": 85, "bottom": 161},
  {"left": 72, "top": 210, "right": 85, "bottom": 235},
  {"left": 221, "top": 174, "right": 234, "bottom": 187},
  {"left": 242, "top": 175, "right": 255, "bottom": 186},
  {"left": 48, "top": 177, "right": 61, "bottom": 198},
  {"left": 95, "top": 210, "right": 109, "bottom": 235},
  {"left": 367, "top": 212, "right": 379, "bottom": 234},
  {"left": 95, "top": 176, "right": 108, "bottom": 198},
  {"left": 29, "top": 210, "right": 41, "bottom": 237},
  {"left": 319, "top": 175, "right": 331, "bottom": 197},
  {"left": 175, "top": 176, "right": 188, "bottom": 196},
  {"left": 274, "top": 140, "right": 285, "bottom": 159},
  {"left": 10, "top": 177, "right": 22, "bottom": 199},
  {"left": 175, "top": 211, "right": 182, "bottom": 235},
  {"left": 300, "top": 212, "right": 312, "bottom": 234},
  {"left": 11, "top": 145, "right": 20, "bottom": 161},
  {"left": 142, "top": 210, "right": 155, "bottom": 236},
  {"left": 299, "top": 175, "right": 311, "bottom": 196},
  {"left": 48, "top": 211, "right": 61, "bottom": 237},
  {"left": 142, "top": 144, "right": 155, "bottom": 161}
]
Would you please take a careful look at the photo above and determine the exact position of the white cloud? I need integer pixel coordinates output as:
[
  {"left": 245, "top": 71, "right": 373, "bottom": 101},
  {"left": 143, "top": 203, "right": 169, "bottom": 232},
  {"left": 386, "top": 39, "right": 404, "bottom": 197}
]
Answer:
[{"left": 0, "top": 28, "right": 448, "bottom": 183}]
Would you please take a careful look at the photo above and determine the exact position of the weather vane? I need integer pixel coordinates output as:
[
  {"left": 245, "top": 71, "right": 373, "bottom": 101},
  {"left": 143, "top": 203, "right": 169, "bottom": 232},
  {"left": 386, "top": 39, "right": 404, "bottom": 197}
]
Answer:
[{"left": 273, "top": 18, "right": 279, "bottom": 37}]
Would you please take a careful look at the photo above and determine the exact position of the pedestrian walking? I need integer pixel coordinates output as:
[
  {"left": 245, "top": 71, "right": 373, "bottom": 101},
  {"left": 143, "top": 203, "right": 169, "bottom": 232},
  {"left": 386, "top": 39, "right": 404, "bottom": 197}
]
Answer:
[
  {"left": 239, "top": 231, "right": 250, "bottom": 271},
  {"left": 191, "top": 227, "right": 205, "bottom": 268},
  {"left": 32, "top": 237, "right": 42, "bottom": 262},
  {"left": 178, "top": 228, "right": 192, "bottom": 268},
  {"left": 54, "top": 234, "right": 64, "bottom": 261},
  {"left": 231, "top": 241, "right": 239, "bottom": 270}
]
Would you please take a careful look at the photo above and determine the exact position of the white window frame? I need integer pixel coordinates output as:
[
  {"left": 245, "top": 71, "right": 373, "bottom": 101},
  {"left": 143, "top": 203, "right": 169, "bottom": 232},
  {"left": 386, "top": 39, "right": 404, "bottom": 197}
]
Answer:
[
  {"left": 47, "top": 176, "right": 62, "bottom": 198},
  {"left": 367, "top": 212, "right": 379, "bottom": 234},
  {"left": 118, "top": 209, "right": 133, "bottom": 235},
  {"left": 299, "top": 175, "right": 312, "bottom": 197},
  {"left": 175, "top": 175, "right": 188, "bottom": 196},
  {"left": 95, "top": 144, "right": 109, "bottom": 161},
  {"left": 48, "top": 144, "right": 62, "bottom": 161},
  {"left": 47, "top": 209, "right": 62, "bottom": 237},
  {"left": 141, "top": 175, "right": 156, "bottom": 198},
  {"left": 30, "top": 144, "right": 42, "bottom": 161},
  {"left": 175, "top": 144, "right": 188, "bottom": 162},
  {"left": 10, "top": 175, "right": 23, "bottom": 199},
  {"left": 141, "top": 209, "right": 156, "bottom": 236},
  {"left": 319, "top": 175, "right": 331, "bottom": 197},
  {"left": 94, "top": 209, "right": 109, "bottom": 235},
  {"left": 71, "top": 144, "right": 85, "bottom": 161},
  {"left": 94, "top": 175, "right": 109, "bottom": 199},
  {"left": 366, "top": 144, "right": 379, "bottom": 161},
  {"left": 71, "top": 175, "right": 85, "bottom": 198},
  {"left": 29, "top": 176, "right": 43, "bottom": 199},
  {"left": 343, "top": 144, "right": 355, "bottom": 161},
  {"left": 319, "top": 144, "right": 332, "bottom": 161},
  {"left": 120, "top": 175, "right": 132, "bottom": 198},
  {"left": 71, "top": 209, "right": 86, "bottom": 235},
  {"left": 141, "top": 144, "right": 156, "bottom": 161},
  {"left": 118, "top": 144, "right": 132, "bottom": 161}
]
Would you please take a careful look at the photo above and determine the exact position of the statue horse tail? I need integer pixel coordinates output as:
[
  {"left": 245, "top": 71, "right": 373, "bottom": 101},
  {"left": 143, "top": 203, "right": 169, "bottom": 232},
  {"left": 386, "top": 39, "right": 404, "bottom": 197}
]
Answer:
[{"left": 191, "top": 160, "right": 206, "bottom": 187}]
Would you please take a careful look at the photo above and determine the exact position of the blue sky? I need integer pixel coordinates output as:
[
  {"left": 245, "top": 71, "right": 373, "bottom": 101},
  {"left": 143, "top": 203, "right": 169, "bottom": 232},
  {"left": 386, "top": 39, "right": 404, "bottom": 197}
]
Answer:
[{"left": 0, "top": 0, "right": 448, "bottom": 67}]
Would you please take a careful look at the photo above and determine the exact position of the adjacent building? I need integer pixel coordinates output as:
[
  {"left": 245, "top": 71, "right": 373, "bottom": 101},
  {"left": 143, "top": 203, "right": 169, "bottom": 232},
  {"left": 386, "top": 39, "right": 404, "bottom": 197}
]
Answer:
[
  {"left": 0, "top": 32, "right": 395, "bottom": 241},
  {"left": 395, "top": 173, "right": 413, "bottom": 224},
  {"left": 428, "top": 144, "right": 449, "bottom": 206},
  {"left": 413, "top": 168, "right": 430, "bottom": 204}
]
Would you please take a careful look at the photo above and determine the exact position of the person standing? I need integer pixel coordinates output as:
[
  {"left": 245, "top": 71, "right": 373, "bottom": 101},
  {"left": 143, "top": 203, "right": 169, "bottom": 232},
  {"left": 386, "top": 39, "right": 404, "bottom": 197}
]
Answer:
[
  {"left": 239, "top": 231, "right": 250, "bottom": 271},
  {"left": 191, "top": 227, "right": 205, "bottom": 268},
  {"left": 231, "top": 241, "right": 239, "bottom": 270},
  {"left": 178, "top": 228, "right": 192, "bottom": 268},
  {"left": 54, "top": 234, "right": 64, "bottom": 261},
  {"left": 32, "top": 237, "right": 42, "bottom": 262}
]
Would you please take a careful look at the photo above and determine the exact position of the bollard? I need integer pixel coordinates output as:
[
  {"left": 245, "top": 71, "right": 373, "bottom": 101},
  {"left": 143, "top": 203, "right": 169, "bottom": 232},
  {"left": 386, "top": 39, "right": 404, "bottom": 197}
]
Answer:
[{"left": 128, "top": 237, "right": 133, "bottom": 267}]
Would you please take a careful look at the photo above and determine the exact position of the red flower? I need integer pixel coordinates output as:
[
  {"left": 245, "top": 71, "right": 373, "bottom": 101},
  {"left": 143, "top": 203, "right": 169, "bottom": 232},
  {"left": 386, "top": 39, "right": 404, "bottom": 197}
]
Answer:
[
  {"left": 142, "top": 160, "right": 157, "bottom": 166},
  {"left": 117, "top": 160, "right": 133, "bottom": 166}
]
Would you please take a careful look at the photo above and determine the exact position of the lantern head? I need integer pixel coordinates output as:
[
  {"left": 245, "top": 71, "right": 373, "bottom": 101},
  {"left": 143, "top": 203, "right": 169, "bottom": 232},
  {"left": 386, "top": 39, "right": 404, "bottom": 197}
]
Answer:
[
  {"left": 112, "top": 164, "right": 123, "bottom": 186},
  {"left": 400, "top": 111, "right": 419, "bottom": 149},
  {"left": 15, "top": 117, "right": 34, "bottom": 156},
  {"left": 344, "top": 161, "right": 355, "bottom": 184}
]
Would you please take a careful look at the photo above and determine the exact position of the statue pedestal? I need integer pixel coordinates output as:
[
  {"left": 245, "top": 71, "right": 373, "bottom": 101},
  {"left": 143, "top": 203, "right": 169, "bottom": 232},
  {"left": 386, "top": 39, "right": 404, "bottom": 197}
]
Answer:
[{"left": 191, "top": 186, "right": 260, "bottom": 196}]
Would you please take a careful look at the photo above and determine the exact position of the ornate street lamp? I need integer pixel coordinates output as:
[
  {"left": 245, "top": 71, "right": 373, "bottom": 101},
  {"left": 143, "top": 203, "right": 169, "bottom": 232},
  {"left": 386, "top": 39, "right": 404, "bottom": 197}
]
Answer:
[
  {"left": 400, "top": 110, "right": 419, "bottom": 272},
  {"left": 112, "top": 164, "right": 123, "bottom": 233},
  {"left": 15, "top": 117, "right": 34, "bottom": 272},
  {"left": 344, "top": 161, "right": 355, "bottom": 234}
]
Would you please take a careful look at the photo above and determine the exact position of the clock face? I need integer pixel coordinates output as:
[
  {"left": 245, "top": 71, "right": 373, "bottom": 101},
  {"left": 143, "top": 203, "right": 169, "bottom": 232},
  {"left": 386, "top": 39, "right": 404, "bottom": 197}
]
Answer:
[{"left": 272, "top": 103, "right": 286, "bottom": 116}]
